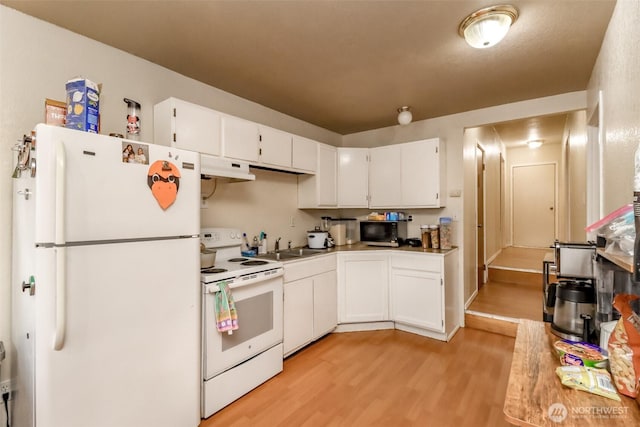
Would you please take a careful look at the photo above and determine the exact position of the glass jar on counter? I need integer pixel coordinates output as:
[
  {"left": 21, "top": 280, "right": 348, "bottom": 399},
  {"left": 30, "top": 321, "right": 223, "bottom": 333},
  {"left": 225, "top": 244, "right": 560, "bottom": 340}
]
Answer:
[
  {"left": 439, "top": 217, "right": 452, "bottom": 249},
  {"left": 430, "top": 225, "right": 440, "bottom": 249},
  {"left": 420, "top": 225, "right": 430, "bottom": 249}
]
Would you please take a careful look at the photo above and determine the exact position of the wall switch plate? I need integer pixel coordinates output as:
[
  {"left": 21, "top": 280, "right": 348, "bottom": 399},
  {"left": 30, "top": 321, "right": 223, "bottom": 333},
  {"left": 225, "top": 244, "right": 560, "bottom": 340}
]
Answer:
[
  {"left": 449, "top": 189, "right": 462, "bottom": 197},
  {"left": 0, "top": 380, "right": 12, "bottom": 395}
]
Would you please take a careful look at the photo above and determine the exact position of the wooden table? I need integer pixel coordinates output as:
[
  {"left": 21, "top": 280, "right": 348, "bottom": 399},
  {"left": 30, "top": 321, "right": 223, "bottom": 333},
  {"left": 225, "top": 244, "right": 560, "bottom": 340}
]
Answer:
[{"left": 504, "top": 319, "right": 640, "bottom": 426}]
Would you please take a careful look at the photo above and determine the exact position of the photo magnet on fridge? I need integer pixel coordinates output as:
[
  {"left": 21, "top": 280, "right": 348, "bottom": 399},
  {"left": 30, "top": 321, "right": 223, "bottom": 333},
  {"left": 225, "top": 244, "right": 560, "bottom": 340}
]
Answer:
[{"left": 147, "top": 160, "right": 181, "bottom": 210}]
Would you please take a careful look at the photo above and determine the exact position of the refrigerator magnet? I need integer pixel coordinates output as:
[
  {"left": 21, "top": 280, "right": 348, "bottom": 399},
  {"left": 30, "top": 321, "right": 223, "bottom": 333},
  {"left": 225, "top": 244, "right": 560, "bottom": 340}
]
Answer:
[
  {"left": 121, "top": 141, "right": 149, "bottom": 165},
  {"left": 147, "top": 160, "right": 181, "bottom": 210}
]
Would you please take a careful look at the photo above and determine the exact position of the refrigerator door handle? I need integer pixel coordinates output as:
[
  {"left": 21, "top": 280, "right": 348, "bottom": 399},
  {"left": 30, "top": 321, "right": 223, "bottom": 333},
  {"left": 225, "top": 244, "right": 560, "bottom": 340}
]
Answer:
[{"left": 53, "top": 140, "right": 67, "bottom": 351}]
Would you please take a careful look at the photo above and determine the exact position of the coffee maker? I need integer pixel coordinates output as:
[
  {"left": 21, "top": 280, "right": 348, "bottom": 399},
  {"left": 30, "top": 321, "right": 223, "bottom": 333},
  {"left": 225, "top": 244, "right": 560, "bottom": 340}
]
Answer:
[{"left": 545, "top": 241, "right": 597, "bottom": 342}]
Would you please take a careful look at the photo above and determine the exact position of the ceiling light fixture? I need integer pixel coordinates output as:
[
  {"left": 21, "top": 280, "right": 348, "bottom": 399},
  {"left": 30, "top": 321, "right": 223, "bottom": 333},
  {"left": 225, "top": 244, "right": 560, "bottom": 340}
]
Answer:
[
  {"left": 527, "top": 139, "right": 543, "bottom": 149},
  {"left": 397, "top": 106, "right": 412, "bottom": 125},
  {"left": 458, "top": 5, "right": 518, "bottom": 49}
]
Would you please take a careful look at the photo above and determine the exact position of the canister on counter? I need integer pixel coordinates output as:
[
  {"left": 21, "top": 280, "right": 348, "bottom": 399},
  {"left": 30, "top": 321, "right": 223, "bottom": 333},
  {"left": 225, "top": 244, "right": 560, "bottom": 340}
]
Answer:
[
  {"left": 439, "top": 217, "right": 452, "bottom": 249},
  {"left": 420, "top": 225, "right": 430, "bottom": 249},
  {"left": 430, "top": 225, "right": 440, "bottom": 249}
]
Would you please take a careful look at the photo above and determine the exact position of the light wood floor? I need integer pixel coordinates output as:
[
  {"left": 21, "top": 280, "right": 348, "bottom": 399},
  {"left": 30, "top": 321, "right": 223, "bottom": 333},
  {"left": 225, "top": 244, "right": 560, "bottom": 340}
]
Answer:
[
  {"left": 200, "top": 328, "right": 515, "bottom": 427},
  {"left": 467, "top": 246, "right": 552, "bottom": 321}
]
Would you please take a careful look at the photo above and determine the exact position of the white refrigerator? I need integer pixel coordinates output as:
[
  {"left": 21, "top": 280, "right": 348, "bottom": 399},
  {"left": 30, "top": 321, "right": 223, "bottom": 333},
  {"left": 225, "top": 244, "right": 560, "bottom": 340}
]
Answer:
[{"left": 11, "top": 124, "right": 201, "bottom": 427}]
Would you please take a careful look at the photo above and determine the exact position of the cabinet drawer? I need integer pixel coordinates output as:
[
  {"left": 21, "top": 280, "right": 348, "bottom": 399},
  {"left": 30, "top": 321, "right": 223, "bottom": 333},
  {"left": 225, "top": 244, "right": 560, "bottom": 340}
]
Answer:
[
  {"left": 391, "top": 253, "right": 441, "bottom": 272},
  {"left": 284, "top": 254, "right": 336, "bottom": 283}
]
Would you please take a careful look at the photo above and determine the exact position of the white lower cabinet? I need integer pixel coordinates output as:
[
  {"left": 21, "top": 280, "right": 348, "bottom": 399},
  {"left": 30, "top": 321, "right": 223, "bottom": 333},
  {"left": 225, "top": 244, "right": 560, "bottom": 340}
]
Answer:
[
  {"left": 390, "top": 251, "right": 459, "bottom": 340},
  {"left": 337, "top": 252, "right": 389, "bottom": 323},
  {"left": 390, "top": 255, "right": 443, "bottom": 332},
  {"left": 283, "top": 255, "right": 337, "bottom": 357}
]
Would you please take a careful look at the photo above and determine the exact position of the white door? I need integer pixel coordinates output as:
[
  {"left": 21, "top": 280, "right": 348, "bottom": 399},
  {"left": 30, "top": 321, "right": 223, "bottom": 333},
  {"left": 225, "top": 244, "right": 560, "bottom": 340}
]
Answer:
[
  {"left": 173, "top": 99, "right": 222, "bottom": 156},
  {"left": 337, "top": 147, "right": 369, "bottom": 208},
  {"left": 292, "top": 135, "right": 317, "bottom": 172},
  {"left": 283, "top": 278, "right": 314, "bottom": 355},
  {"left": 390, "top": 268, "right": 443, "bottom": 332},
  {"left": 313, "top": 270, "right": 338, "bottom": 338},
  {"left": 259, "top": 125, "right": 292, "bottom": 168},
  {"left": 512, "top": 163, "right": 556, "bottom": 247},
  {"left": 401, "top": 139, "right": 440, "bottom": 207},
  {"left": 369, "top": 145, "right": 401, "bottom": 208},
  {"left": 35, "top": 238, "right": 201, "bottom": 427},
  {"left": 317, "top": 144, "right": 338, "bottom": 207},
  {"left": 34, "top": 124, "right": 200, "bottom": 244},
  {"left": 339, "top": 253, "right": 388, "bottom": 322},
  {"left": 222, "top": 115, "right": 259, "bottom": 162}
]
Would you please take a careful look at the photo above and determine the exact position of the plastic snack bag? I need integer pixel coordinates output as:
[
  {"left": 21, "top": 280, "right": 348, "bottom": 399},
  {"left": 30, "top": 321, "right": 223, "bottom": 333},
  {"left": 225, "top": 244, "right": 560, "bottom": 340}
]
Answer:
[
  {"left": 556, "top": 366, "right": 621, "bottom": 401},
  {"left": 608, "top": 294, "right": 640, "bottom": 398}
]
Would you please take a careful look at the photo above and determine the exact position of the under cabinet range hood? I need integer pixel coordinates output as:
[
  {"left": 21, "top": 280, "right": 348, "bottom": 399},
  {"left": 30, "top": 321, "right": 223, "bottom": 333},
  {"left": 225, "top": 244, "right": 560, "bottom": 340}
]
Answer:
[{"left": 200, "top": 154, "right": 255, "bottom": 182}]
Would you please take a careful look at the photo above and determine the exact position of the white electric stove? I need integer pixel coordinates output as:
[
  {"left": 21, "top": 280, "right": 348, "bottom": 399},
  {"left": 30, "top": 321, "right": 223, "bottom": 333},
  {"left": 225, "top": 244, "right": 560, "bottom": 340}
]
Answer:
[{"left": 199, "top": 228, "right": 284, "bottom": 418}]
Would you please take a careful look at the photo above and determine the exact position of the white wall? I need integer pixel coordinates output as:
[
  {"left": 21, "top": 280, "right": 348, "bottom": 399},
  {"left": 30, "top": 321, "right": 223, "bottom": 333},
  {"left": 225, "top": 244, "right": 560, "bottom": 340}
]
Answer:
[
  {"left": 586, "top": 0, "right": 640, "bottom": 216},
  {"left": 0, "top": 5, "right": 340, "bottom": 386}
]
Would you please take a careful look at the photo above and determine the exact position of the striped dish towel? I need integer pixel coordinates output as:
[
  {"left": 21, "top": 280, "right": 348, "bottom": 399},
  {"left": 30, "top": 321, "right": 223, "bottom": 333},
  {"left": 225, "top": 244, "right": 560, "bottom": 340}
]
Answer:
[{"left": 214, "top": 282, "right": 238, "bottom": 334}]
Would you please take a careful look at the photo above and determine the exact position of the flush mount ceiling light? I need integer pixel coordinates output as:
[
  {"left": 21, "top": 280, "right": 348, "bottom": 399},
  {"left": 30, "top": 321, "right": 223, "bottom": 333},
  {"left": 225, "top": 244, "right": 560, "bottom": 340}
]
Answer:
[
  {"left": 458, "top": 5, "right": 518, "bottom": 49},
  {"left": 527, "top": 139, "right": 543, "bottom": 149},
  {"left": 397, "top": 106, "right": 412, "bottom": 125}
]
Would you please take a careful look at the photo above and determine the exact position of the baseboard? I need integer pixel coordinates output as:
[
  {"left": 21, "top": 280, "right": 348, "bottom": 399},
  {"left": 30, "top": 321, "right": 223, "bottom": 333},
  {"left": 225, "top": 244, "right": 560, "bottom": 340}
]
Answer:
[
  {"left": 464, "top": 311, "right": 519, "bottom": 338},
  {"left": 465, "top": 289, "right": 479, "bottom": 309}
]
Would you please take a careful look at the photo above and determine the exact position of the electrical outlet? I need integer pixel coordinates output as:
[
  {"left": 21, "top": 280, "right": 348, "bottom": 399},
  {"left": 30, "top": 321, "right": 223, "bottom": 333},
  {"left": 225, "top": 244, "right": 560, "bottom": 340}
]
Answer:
[
  {"left": 0, "top": 380, "right": 12, "bottom": 395},
  {"left": 289, "top": 216, "right": 295, "bottom": 227}
]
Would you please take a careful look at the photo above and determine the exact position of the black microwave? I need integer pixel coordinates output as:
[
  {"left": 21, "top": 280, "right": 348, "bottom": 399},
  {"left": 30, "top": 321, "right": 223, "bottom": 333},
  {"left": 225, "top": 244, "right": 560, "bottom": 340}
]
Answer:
[{"left": 359, "top": 221, "right": 408, "bottom": 247}]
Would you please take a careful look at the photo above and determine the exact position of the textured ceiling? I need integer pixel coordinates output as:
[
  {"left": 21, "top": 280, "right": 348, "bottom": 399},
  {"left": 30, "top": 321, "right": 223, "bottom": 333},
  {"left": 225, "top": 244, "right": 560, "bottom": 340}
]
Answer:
[{"left": 2, "top": 0, "right": 615, "bottom": 140}]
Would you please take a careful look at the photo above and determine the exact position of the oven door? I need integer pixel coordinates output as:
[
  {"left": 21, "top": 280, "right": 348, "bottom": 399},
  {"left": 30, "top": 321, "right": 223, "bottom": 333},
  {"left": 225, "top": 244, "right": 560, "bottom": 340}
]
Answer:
[{"left": 203, "top": 272, "right": 283, "bottom": 379}]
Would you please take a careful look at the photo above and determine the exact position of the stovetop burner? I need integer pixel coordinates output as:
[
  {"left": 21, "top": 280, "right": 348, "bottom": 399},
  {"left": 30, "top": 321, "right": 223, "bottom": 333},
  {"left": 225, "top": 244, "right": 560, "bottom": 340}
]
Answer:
[
  {"left": 241, "top": 260, "right": 269, "bottom": 266},
  {"left": 228, "top": 257, "right": 249, "bottom": 262},
  {"left": 201, "top": 267, "right": 227, "bottom": 274}
]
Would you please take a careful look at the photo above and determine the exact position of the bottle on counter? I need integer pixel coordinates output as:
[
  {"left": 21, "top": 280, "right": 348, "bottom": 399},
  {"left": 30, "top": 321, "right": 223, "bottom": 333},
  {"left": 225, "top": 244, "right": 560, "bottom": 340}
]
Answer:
[
  {"left": 241, "top": 233, "right": 250, "bottom": 252},
  {"left": 260, "top": 233, "right": 268, "bottom": 255}
]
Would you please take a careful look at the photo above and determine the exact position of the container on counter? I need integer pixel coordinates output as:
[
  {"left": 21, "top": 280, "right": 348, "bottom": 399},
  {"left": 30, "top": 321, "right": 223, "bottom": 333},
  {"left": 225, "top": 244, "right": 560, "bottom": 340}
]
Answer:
[
  {"left": 420, "top": 225, "right": 430, "bottom": 249},
  {"left": 439, "top": 217, "right": 452, "bottom": 249},
  {"left": 430, "top": 225, "right": 440, "bottom": 249}
]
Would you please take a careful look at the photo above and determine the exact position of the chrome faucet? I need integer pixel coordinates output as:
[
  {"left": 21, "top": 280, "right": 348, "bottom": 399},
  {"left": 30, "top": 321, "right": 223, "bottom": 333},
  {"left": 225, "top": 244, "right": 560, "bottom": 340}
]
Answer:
[{"left": 275, "top": 237, "right": 281, "bottom": 252}]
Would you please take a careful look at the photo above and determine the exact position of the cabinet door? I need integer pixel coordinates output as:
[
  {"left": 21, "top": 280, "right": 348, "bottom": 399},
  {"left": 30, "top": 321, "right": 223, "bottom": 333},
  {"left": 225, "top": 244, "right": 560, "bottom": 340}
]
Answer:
[
  {"left": 283, "top": 278, "right": 314, "bottom": 355},
  {"left": 369, "top": 145, "right": 401, "bottom": 208},
  {"left": 313, "top": 270, "right": 337, "bottom": 338},
  {"left": 390, "top": 268, "right": 443, "bottom": 332},
  {"left": 292, "top": 135, "right": 317, "bottom": 173},
  {"left": 222, "top": 115, "right": 259, "bottom": 162},
  {"left": 338, "top": 148, "right": 369, "bottom": 208},
  {"left": 259, "top": 126, "right": 292, "bottom": 168},
  {"left": 153, "top": 98, "right": 221, "bottom": 156},
  {"left": 339, "top": 253, "right": 388, "bottom": 323},
  {"left": 317, "top": 144, "right": 338, "bottom": 207},
  {"left": 401, "top": 139, "right": 441, "bottom": 207}
]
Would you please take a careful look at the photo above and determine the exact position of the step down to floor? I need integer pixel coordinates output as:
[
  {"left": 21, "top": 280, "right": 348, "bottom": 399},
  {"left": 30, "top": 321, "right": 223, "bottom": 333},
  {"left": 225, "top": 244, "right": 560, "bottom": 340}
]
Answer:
[
  {"left": 465, "top": 311, "right": 519, "bottom": 338},
  {"left": 488, "top": 266, "right": 555, "bottom": 287}
]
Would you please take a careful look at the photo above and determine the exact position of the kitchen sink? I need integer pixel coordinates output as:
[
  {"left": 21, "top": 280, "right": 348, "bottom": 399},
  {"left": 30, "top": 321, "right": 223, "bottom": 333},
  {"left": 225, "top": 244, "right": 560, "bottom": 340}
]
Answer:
[{"left": 258, "top": 248, "right": 328, "bottom": 261}]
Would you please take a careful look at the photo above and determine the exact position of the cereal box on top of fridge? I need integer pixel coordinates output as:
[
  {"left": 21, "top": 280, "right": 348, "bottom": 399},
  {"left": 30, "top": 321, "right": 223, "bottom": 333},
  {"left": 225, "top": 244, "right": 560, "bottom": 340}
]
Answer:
[{"left": 65, "top": 78, "right": 100, "bottom": 133}]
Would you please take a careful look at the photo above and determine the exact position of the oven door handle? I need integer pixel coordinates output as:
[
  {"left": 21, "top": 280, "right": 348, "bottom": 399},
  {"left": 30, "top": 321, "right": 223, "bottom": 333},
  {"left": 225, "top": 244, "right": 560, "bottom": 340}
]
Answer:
[{"left": 204, "top": 268, "right": 284, "bottom": 293}]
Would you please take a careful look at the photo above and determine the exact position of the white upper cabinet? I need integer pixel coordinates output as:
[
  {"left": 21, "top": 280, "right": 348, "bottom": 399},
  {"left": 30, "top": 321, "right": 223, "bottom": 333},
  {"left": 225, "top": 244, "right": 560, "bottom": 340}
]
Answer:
[
  {"left": 258, "top": 125, "right": 292, "bottom": 168},
  {"left": 337, "top": 147, "right": 369, "bottom": 208},
  {"left": 221, "top": 115, "right": 260, "bottom": 163},
  {"left": 369, "top": 138, "right": 445, "bottom": 209},
  {"left": 401, "top": 138, "right": 443, "bottom": 207},
  {"left": 298, "top": 143, "right": 337, "bottom": 208},
  {"left": 369, "top": 145, "right": 402, "bottom": 208},
  {"left": 153, "top": 97, "right": 222, "bottom": 156},
  {"left": 292, "top": 135, "right": 317, "bottom": 173}
]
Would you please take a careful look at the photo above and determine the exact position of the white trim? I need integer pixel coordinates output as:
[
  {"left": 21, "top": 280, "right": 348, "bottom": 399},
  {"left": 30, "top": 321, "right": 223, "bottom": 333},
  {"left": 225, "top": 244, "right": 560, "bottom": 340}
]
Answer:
[
  {"left": 465, "top": 289, "right": 479, "bottom": 309},
  {"left": 464, "top": 310, "right": 520, "bottom": 324}
]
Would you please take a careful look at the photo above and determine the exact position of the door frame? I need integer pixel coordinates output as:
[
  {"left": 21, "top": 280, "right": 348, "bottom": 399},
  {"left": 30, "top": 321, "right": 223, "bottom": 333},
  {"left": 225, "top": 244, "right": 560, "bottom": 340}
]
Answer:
[
  {"left": 510, "top": 161, "right": 558, "bottom": 247},
  {"left": 476, "top": 143, "right": 487, "bottom": 287}
]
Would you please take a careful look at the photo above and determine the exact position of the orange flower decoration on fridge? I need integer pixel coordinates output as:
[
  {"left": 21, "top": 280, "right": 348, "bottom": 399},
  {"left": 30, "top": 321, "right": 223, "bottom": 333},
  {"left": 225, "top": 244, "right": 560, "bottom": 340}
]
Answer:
[{"left": 147, "top": 160, "right": 181, "bottom": 210}]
